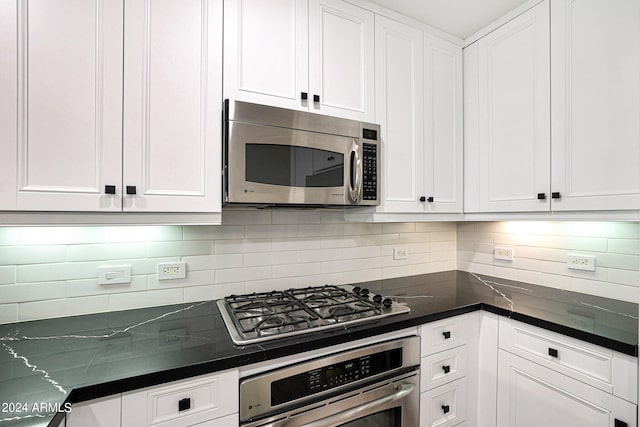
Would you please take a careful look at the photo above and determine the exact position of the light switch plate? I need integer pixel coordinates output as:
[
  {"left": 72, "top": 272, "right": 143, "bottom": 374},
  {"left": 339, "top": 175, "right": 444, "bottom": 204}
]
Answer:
[{"left": 98, "top": 266, "right": 131, "bottom": 285}]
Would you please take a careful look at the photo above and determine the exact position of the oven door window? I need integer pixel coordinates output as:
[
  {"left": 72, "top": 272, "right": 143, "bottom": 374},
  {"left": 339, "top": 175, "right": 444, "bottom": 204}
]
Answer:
[
  {"left": 245, "top": 144, "right": 344, "bottom": 188},
  {"left": 339, "top": 407, "right": 401, "bottom": 427}
]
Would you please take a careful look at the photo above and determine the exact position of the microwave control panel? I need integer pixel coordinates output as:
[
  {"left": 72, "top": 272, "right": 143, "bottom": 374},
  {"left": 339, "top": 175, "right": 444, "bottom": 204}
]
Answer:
[{"left": 362, "top": 143, "right": 377, "bottom": 201}]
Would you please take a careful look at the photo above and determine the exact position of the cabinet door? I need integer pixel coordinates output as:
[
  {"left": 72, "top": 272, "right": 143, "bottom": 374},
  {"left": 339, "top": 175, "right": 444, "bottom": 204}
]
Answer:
[
  {"left": 424, "top": 35, "right": 463, "bottom": 213},
  {"left": 0, "top": 0, "right": 17, "bottom": 210},
  {"left": 309, "top": 0, "right": 374, "bottom": 122},
  {"left": 497, "top": 350, "right": 637, "bottom": 427},
  {"left": 223, "top": 0, "right": 308, "bottom": 110},
  {"left": 14, "top": 0, "right": 123, "bottom": 212},
  {"left": 123, "top": 0, "right": 222, "bottom": 212},
  {"left": 474, "top": 0, "right": 550, "bottom": 212},
  {"left": 374, "top": 15, "right": 424, "bottom": 213},
  {"left": 66, "top": 395, "right": 121, "bottom": 427},
  {"left": 550, "top": 0, "right": 640, "bottom": 211}
]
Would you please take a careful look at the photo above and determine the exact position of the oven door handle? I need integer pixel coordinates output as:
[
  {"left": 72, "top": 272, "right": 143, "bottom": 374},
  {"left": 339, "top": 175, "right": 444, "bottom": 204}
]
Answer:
[{"left": 298, "top": 383, "right": 415, "bottom": 427}]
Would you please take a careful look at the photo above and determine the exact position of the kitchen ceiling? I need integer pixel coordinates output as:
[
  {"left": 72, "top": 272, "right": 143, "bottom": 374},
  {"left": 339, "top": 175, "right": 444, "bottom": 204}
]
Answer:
[{"left": 364, "top": 0, "right": 531, "bottom": 39}]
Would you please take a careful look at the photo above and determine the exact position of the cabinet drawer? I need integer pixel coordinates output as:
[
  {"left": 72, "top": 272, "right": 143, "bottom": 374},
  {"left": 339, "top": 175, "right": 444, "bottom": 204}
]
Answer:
[
  {"left": 420, "top": 377, "right": 467, "bottom": 427},
  {"left": 122, "top": 369, "right": 239, "bottom": 427},
  {"left": 421, "top": 345, "right": 468, "bottom": 391},
  {"left": 420, "top": 315, "right": 469, "bottom": 356},
  {"left": 499, "top": 318, "right": 637, "bottom": 403}
]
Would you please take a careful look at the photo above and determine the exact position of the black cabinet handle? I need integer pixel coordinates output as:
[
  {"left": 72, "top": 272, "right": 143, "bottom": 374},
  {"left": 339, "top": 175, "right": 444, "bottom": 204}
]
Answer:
[
  {"left": 419, "top": 196, "right": 426, "bottom": 202},
  {"left": 537, "top": 193, "right": 546, "bottom": 200},
  {"left": 301, "top": 92, "right": 308, "bottom": 100},
  {"left": 552, "top": 192, "right": 561, "bottom": 199},
  {"left": 442, "top": 365, "right": 451, "bottom": 374},
  {"left": 427, "top": 196, "right": 434, "bottom": 203},
  {"left": 105, "top": 185, "right": 116, "bottom": 195},
  {"left": 548, "top": 348, "right": 558, "bottom": 358},
  {"left": 313, "top": 94, "right": 320, "bottom": 103},
  {"left": 178, "top": 397, "right": 191, "bottom": 412},
  {"left": 441, "top": 404, "right": 450, "bottom": 414},
  {"left": 126, "top": 186, "right": 137, "bottom": 195},
  {"left": 442, "top": 331, "right": 451, "bottom": 340},
  {"left": 614, "top": 419, "right": 628, "bottom": 427}
]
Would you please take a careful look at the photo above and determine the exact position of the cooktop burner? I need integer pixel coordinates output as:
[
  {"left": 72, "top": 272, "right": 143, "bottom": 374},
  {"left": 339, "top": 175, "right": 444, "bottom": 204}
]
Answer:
[{"left": 217, "top": 285, "right": 410, "bottom": 344}]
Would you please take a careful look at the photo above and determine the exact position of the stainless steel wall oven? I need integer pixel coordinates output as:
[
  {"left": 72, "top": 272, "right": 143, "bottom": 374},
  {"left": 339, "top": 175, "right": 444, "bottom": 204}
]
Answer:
[{"left": 239, "top": 337, "right": 420, "bottom": 427}]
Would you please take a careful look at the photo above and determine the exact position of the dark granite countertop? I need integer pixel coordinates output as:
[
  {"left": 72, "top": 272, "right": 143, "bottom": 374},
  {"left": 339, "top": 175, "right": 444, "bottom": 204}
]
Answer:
[{"left": 0, "top": 271, "right": 637, "bottom": 426}]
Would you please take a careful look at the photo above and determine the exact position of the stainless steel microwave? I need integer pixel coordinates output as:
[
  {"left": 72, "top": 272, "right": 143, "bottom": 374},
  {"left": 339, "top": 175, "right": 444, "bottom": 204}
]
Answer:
[{"left": 223, "top": 100, "right": 380, "bottom": 207}]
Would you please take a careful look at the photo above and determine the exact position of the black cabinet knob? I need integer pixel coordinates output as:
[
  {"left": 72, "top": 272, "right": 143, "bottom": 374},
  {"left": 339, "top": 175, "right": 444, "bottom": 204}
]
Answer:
[
  {"left": 126, "top": 186, "right": 137, "bottom": 195},
  {"left": 442, "top": 331, "right": 451, "bottom": 340},
  {"left": 427, "top": 196, "right": 434, "bottom": 203},
  {"left": 301, "top": 92, "right": 308, "bottom": 100},
  {"left": 105, "top": 185, "right": 116, "bottom": 195},
  {"left": 537, "top": 193, "right": 546, "bottom": 200},
  {"left": 178, "top": 397, "right": 191, "bottom": 412},
  {"left": 441, "top": 404, "right": 450, "bottom": 414},
  {"left": 614, "top": 419, "right": 628, "bottom": 427},
  {"left": 419, "top": 196, "right": 426, "bottom": 202},
  {"left": 313, "top": 94, "right": 320, "bottom": 103},
  {"left": 442, "top": 365, "right": 451, "bottom": 374},
  {"left": 552, "top": 192, "right": 561, "bottom": 199},
  {"left": 548, "top": 348, "right": 558, "bottom": 358}
]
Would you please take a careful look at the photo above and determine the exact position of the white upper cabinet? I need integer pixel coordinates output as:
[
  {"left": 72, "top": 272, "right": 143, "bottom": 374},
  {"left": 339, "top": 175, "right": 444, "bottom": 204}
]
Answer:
[
  {"left": 224, "top": 0, "right": 374, "bottom": 122},
  {"left": 550, "top": 0, "right": 640, "bottom": 211},
  {"left": 3, "top": 0, "right": 222, "bottom": 214},
  {"left": 464, "top": 0, "right": 550, "bottom": 213},
  {"left": 423, "top": 33, "right": 463, "bottom": 213},
  {"left": 309, "top": 0, "right": 374, "bottom": 121},
  {"left": 223, "top": 0, "right": 309, "bottom": 111},
  {"left": 374, "top": 15, "right": 425, "bottom": 213},
  {"left": 13, "top": 0, "right": 124, "bottom": 212},
  {"left": 0, "top": 0, "right": 17, "bottom": 210},
  {"left": 375, "top": 15, "right": 462, "bottom": 214},
  {"left": 123, "top": 0, "right": 222, "bottom": 213}
]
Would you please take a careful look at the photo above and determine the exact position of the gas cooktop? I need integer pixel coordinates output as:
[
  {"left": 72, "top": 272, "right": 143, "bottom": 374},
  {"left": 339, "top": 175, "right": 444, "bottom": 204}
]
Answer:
[{"left": 217, "top": 285, "right": 410, "bottom": 345}]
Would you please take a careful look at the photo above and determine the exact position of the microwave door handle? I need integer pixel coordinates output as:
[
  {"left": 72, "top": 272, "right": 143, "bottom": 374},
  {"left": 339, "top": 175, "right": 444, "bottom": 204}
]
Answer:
[
  {"left": 297, "top": 383, "right": 415, "bottom": 427},
  {"left": 349, "top": 140, "right": 362, "bottom": 203}
]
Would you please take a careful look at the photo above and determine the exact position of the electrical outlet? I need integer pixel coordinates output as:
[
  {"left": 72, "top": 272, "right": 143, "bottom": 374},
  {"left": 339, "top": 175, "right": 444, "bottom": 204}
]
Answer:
[
  {"left": 98, "top": 266, "right": 131, "bottom": 285},
  {"left": 393, "top": 247, "right": 408, "bottom": 260},
  {"left": 158, "top": 262, "right": 186, "bottom": 280},
  {"left": 567, "top": 254, "right": 595, "bottom": 272},
  {"left": 494, "top": 247, "right": 514, "bottom": 261}
]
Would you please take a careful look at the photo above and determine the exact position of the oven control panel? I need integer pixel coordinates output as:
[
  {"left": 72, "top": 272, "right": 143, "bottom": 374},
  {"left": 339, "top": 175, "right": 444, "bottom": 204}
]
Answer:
[{"left": 271, "top": 347, "right": 402, "bottom": 406}]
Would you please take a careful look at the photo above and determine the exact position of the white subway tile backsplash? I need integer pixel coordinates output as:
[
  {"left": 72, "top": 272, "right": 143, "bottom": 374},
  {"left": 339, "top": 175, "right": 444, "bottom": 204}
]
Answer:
[
  {"left": 146, "top": 241, "right": 213, "bottom": 258},
  {"left": 184, "top": 254, "right": 243, "bottom": 271},
  {"left": 0, "top": 282, "right": 65, "bottom": 304},
  {"left": 0, "top": 304, "right": 17, "bottom": 324},
  {"left": 65, "top": 243, "right": 146, "bottom": 262},
  {"left": 0, "top": 246, "right": 65, "bottom": 265},
  {"left": 66, "top": 276, "right": 148, "bottom": 298},
  {"left": 109, "top": 289, "right": 184, "bottom": 311},
  {"left": 0, "top": 266, "right": 16, "bottom": 285},
  {"left": 1, "top": 219, "right": 634, "bottom": 324},
  {"left": 458, "top": 222, "right": 639, "bottom": 302},
  {"left": 215, "top": 266, "right": 272, "bottom": 284}
]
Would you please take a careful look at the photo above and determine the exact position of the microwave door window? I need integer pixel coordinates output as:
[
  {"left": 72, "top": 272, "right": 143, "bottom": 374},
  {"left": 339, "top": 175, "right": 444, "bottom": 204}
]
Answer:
[{"left": 245, "top": 144, "right": 344, "bottom": 188}]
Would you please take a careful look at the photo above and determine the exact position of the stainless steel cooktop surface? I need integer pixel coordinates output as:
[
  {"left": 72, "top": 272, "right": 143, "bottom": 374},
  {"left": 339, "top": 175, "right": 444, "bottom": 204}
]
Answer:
[{"left": 217, "top": 284, "right": 410, "bottom": 345}]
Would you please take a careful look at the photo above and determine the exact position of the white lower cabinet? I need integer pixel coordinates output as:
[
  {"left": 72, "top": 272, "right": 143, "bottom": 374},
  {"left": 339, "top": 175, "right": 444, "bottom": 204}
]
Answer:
[
  {"left": 65, "top": 395, "right": 122, "bottom": 427},
  {"left": 497, "top": 350, "right": 636, "bottom": 427},
  {"left": 121, "top": 369, "right": 239, "bottom": 427},
  {"left": 497, "top": 319, "right": 637, "bottom": 427},
  {"left": 420, "top": 377, "right": 467, "bottom": 427}
]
